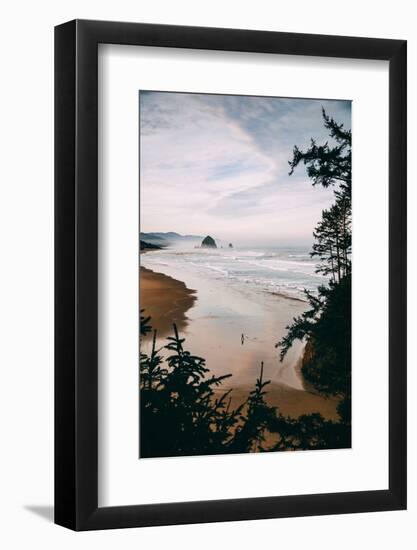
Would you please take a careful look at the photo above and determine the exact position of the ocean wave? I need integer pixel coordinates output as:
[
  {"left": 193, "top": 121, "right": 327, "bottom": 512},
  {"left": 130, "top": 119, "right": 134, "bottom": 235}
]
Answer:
[{"left": 141, "top": 245, "right": 327, "bottom": 300}]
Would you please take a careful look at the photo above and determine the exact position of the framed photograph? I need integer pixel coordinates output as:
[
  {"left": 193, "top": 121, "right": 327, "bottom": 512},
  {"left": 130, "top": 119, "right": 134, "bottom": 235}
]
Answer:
[{"left": 55, "top": 20, "right": 406, "bottom": 530}]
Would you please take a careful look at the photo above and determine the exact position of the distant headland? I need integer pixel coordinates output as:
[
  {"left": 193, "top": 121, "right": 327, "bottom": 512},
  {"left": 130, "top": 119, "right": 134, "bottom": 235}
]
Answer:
[{"left": 140, "top": 231, "right": 235, "bottom": 251}]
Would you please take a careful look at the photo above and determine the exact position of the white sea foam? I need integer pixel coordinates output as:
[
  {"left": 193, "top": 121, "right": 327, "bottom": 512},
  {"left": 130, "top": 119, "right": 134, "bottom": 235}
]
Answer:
[{"left": 141, "top": 245, "right": 328, "bottom": 300}]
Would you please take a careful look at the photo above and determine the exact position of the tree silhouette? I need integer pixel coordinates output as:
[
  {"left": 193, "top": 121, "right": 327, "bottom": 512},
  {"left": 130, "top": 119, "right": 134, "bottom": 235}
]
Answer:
[
  {"left": 139, "top": 109, "right": 352, "bottom": 458},
  {"left": 289, "top": 108, "right": 351, "bottom": 195},
  {"left": 268, "top": 410, "right": 351, "bottom": 451},
  {"left": 277, "top": 108, "right": 352, "bottom": 442},
  {"left": 229, "top": 362, "right": 277, "bottom": 453},
  {"left": 277, "top": 278, "right": 350, "bottom": 398},
  {"left": 312, "top": 198, "right": 351, "bottom": 283},
  {"left": 140, "top": 317, "right": 248, "bottom": 457},
  {"left": 140, "top": 312, "right": 351, "bottom": 457}
]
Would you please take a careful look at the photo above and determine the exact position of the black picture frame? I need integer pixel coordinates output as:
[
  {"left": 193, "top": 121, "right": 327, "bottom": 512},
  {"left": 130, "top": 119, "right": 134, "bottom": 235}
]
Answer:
[{"left": 55, "top": 19, "right": 407, "bottom": 531}]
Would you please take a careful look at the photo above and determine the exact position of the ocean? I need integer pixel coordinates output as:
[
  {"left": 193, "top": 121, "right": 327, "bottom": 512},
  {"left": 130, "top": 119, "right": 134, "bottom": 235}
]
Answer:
[
  {"left": 140, "top": 244, "right": 327, "bottom": 301},
  {"left": 140, "top": 243, "right": 340, "bottom": 419}
]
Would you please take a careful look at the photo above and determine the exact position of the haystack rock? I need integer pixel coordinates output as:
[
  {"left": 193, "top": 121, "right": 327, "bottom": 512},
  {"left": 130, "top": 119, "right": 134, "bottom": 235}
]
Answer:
[{"left": 201, "top": 235, "right": 217, "bottom": 248}]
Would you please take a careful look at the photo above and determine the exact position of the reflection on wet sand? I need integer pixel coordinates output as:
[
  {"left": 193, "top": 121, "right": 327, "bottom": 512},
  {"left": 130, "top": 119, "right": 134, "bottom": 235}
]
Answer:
[{"left": 140, "top": 265, "right": 339, "bottom": 421}]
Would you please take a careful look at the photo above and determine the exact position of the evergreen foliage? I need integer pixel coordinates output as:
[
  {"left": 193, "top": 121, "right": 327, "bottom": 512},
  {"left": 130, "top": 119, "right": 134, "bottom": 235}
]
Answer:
[
  {"left": 289, "top": 108, "right": 352, "bottom": 284},
  {"left": 277, "top": 108, "right": 352, "bottom": 436},
  {"left": 229, "top": 363, "right": 277, "bottom": 453},
  {"left": 139, "top": 108, "right": 352, "bottom": 458},
  {"left": 269, "top": 411, "right": 351, "bottom": 451},
  {"left": 140, "top": 310, "right": 351, "bottom": 457},
  {"left": 288, "top": 108, "right": 351, "bottom": 193},
  {"left": 140, "top": 315, "right": 279, "bottom": 457}
]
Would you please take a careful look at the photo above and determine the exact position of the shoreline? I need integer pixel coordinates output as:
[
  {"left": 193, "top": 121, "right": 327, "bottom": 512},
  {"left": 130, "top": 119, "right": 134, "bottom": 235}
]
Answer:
[
  {"left": 140, "top": 260, "right": 339, "bottom": 421},
  {"left": 140, "top": 266, "right": 197, "bottom": 336}
]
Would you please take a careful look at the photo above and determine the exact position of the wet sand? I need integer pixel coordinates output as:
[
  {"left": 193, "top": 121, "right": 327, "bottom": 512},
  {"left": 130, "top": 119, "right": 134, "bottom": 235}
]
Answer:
[
  {"left": 140, "top": 263, "right": 339, "bottom": 421},
  {"left": 140, "top": 266, "right": 196, "bottom": 336}
]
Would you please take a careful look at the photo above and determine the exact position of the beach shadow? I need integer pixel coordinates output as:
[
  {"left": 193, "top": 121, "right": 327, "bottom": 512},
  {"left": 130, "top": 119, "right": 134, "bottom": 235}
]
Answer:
[{"left": 24, "top": 505, "right": 54, "bottom": 523}]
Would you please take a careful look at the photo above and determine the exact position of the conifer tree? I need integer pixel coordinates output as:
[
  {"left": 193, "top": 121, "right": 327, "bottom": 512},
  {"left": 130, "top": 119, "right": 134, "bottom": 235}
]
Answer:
[
  {"left": 229, "top": 362, "right": 277, "bottom": 453},
  {"left": 277, "top": 108, "right": 352, "bottom": 438},
  {"left": 139, "top": 110, "right": 353, "bottom": 458},
  {"left": 140, "top": 320, "right": 247, "bottom": 457}
]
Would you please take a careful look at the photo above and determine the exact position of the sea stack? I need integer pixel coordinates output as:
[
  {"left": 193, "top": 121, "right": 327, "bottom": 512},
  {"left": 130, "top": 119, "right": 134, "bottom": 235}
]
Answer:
[
  {"left": 201, "top": 235, "right": 217, "bottom": 248},
  {"left": 228, "top": 243, "right": 233, "bottom": 248}
]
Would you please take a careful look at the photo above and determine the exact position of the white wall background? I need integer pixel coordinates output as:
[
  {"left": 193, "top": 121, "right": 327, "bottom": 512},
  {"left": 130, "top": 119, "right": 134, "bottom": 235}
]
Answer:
[{"left": 0, "top": 1, "right": 414, "bottom": 548}]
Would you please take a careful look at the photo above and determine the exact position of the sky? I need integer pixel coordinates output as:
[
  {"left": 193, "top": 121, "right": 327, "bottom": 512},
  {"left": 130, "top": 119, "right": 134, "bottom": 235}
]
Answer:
[{"left": 140, "top": 91, "right": 351, "bottom": 246}]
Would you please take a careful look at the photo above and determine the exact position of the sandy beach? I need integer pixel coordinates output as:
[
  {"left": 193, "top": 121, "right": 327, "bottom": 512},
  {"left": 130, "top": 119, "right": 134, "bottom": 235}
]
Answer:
[
  {"left": 140, "top": 262, "right": 339, "bottom": 421},
  {"left": 140, "top": 266, "right": 196, "bottom": 336}
]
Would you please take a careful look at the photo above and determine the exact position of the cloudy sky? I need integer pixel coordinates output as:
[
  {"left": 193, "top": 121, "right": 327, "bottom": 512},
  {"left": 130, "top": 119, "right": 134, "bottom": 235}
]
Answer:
[{"left": 140, "top": 91, "right": 351, "bottom": 246}]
